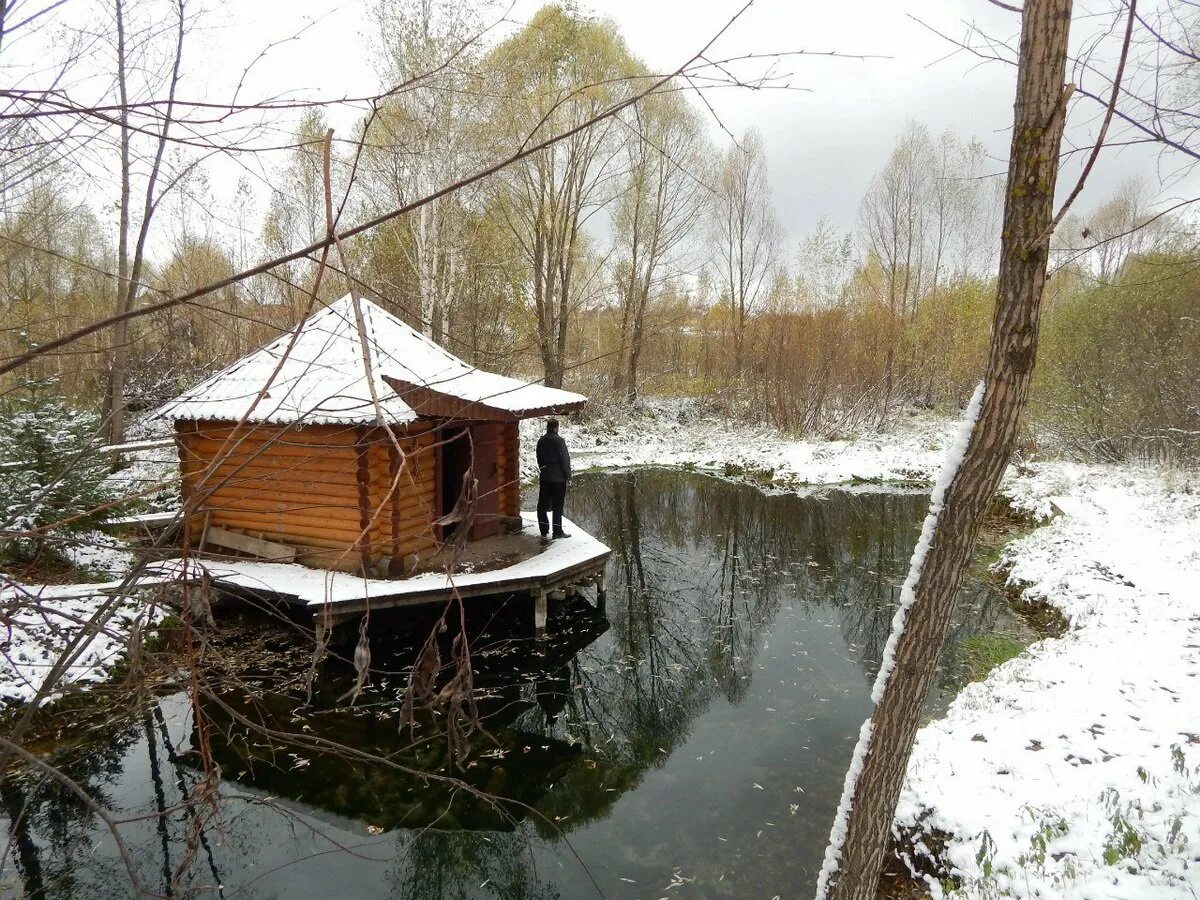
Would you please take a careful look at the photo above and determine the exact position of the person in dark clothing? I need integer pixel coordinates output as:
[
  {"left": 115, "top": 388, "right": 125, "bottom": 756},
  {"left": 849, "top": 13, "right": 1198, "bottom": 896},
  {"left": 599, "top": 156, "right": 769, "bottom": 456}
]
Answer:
[{"left": 535, "top": 419, "right": 571, "bottom": 539}]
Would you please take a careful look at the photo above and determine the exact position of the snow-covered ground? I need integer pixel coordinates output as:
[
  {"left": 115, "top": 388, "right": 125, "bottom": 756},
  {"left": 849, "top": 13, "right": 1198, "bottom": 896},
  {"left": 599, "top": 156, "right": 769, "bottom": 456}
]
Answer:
[
  {"left": 898, "top": 463, "right": 1200, "bottom": 898},
  {"left": 0, "top": 577, "right": 167, "bottom": 705},
  {"left": 0, "top": 419, "right": 175, "bottom": 708}
]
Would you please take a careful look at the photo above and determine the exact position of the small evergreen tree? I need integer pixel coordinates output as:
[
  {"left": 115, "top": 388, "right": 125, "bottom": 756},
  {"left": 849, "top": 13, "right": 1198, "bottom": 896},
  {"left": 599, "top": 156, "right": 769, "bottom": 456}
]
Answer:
[{"left": 0, "top": 388, "right": 119, "bottom": 563}]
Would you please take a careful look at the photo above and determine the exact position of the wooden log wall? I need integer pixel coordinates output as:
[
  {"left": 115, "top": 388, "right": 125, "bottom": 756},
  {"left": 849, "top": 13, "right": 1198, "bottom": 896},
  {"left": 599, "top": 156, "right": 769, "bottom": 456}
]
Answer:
[
  {"left": 498, "top": 422, "right": 521, "bottom": 519},
  {"left": 365, "top": 425, "right": 438, "bottom": 563},
  {"left": 175, "top": 420, "right": 440, "bottom": 572}
]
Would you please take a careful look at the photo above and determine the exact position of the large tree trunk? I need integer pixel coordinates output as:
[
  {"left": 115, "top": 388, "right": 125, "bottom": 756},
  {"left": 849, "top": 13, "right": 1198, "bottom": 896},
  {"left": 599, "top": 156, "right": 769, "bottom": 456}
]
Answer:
[{"left": 816, "top": 1, "right": 1073, "bottom": 897}]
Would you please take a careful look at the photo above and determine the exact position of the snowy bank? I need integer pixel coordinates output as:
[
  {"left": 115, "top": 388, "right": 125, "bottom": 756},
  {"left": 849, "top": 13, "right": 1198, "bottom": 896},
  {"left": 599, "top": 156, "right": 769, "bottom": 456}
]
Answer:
[
  {"left": 896, "top": 464, "right": 1200, "bottom": 898},
  {"left": 0, "top": 417, "right": 175, "bottom": 708},
  {"left": 0, "top": 578, "right": 167, "bottom": 706},
  {"left": 524, "top": 400, "right": 959, "bottom": 486}
]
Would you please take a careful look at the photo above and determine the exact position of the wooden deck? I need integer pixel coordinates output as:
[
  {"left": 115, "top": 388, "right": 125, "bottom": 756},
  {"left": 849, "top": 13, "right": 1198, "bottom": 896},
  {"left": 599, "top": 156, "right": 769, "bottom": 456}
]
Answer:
[{"left": 152, "top": 513, "right": 610, "bottom": 628}]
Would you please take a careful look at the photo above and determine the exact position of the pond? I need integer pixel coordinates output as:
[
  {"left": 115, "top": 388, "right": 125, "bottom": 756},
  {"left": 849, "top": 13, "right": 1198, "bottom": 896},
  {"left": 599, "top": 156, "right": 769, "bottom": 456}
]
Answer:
[{"left": 0, "top": 469, "right": 1022, "bottom": 899}]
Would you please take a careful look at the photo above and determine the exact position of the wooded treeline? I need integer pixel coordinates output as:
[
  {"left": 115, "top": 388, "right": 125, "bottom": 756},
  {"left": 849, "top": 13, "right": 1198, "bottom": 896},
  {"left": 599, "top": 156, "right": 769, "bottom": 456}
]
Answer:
[{"left": 1, "top": 0, "right": 1196, "bottom": 461}]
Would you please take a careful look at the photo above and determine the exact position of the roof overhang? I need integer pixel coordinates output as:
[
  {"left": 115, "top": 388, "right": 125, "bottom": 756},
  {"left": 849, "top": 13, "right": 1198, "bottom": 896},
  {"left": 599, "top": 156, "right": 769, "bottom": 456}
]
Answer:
[{"left": 382, "top": 376, "right": 586, "bottom": 422}]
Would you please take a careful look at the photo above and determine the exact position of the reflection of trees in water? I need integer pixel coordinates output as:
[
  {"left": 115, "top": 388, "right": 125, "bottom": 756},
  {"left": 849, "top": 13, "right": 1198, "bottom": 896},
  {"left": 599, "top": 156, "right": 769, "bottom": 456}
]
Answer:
[
  {"left": 386, "top": 829, "right": 561, "bottom": 900},
  {"left": 820, "top": 491, "right": 1015, "bottom": 694},
  {"left": 567, "top": 472, "right": 1011, "bottom": 760},
  {"left": 0, "top": 699, "right": 244, "bottom": 900},
  {"left": 0, "top": 722, "right": 142, "bottom": 898},
  {"left": 557, "top": 474, "right": 913, "bottom": 795}
]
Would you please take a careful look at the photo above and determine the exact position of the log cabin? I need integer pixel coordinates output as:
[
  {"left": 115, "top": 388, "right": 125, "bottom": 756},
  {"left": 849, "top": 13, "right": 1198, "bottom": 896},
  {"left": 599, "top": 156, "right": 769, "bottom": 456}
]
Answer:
[{"left": 155, "top": 294, "right": 587, "bottom": 574}]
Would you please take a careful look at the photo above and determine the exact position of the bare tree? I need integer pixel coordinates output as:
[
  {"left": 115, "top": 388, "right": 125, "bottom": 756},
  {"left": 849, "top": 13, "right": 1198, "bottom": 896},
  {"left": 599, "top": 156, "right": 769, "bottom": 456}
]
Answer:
[
  {"left": 859, "top": 122, "right": 934, "bottom": 323},
  {"left": 262, "top": 110, "right": 349, "bottom": 314},
  {"left": 816, "top": 0, "right": 1075, "bottom": 895},
  {"left": 711, "top": 128, "right": 780, "bottom": 382},
  {"left": 99, "top": 0, "right": 188, "bottom": 445},
  {"left": 362, "top": 0, "right": 485, "bottom": 339},
  {"left": 483, "top": 6, "right": 634, "bottom": 389},
  {"left": 794, "top": 217, "right": 854, "bottom": 309},
  {"left": 1082, "top": 178, "right": 1165, "bottom": 280},
  {"left": 859, "top": 123, "right": 1003, "bottom": 421},
  {"left": 611, "top": 92, "right": 709, "bottom": 402}
]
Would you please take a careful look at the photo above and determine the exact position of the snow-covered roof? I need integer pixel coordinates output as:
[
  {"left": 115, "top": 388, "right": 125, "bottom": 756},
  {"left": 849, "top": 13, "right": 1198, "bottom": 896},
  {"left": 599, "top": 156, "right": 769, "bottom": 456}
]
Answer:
[{"left": 154, "top": 294, "right": 587, "bottom": 425}]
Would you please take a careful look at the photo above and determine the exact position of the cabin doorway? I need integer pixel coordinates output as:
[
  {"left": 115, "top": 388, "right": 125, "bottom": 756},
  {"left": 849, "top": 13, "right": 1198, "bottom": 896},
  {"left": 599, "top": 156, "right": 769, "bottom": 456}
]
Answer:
[
  {"left": 437, "top": 424, "right": 502, "bottom": 541},
  {"left": 438, "top": 426, "right": 471, "bottom": 540}
]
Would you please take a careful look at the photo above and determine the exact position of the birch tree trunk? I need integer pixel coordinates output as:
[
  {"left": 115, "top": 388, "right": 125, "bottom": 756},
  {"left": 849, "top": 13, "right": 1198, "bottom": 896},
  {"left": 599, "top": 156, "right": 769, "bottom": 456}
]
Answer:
[
  {"left": 102, "top": 0, "right": 132, "bottom": 446},
  {"left": 101, "top": 0, "right": 185, "bottom": 445},
  {"left": 817, "top": 1, "right": 1074, "bottom": 896}
]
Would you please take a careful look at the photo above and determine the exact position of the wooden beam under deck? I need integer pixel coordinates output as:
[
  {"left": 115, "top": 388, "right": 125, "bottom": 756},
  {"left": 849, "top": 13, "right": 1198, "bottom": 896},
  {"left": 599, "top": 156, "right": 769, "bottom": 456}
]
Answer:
[
  {"left": 302, "top": 554, "right": 610, "bottom": 626},
  {"left": 204, "top": 552, "right": 609, "bottom": 628}
]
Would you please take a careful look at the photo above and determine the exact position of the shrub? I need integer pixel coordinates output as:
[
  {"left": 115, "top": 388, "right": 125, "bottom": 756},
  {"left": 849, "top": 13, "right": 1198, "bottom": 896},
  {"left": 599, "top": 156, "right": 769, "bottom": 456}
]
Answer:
[{"left": 0, "top": 392, "right": 121, "bottom": 563}]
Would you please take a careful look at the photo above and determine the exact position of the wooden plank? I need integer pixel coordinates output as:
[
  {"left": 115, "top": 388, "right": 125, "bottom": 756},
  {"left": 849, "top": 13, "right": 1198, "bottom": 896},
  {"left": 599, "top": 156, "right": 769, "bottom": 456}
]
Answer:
[
  {"left": 210, "top": 514, "right": 364, "bottom": 544},
  {"left": 193, "top": 439, "right": 351, "bottom": 465},
  {"left": 369, "top": 468, "right": 435, "bottom": 498},
  {"left": 199, "top": 465, "right": 359, "bottom": 488},
  {"left": 188, "top": 447, "right": 352, "bottom": 470},
  {"left": 388, "top": 440, "right": 401, "bottom": 556},
  {"left": 191, "top": 461, "right": 357, "bottom": 487},
  {"left": 205, "top": 498, "right": 363, "bottom": 525},
  {"left": 205, "top": 526, "right": 297, "bottom": 562},
  {"left": 213, "top": 511, "right": 432, "bottom": 545},
  {"left": 188, "top": 439, "right": 358, "bottom": 463},
  {"left": 106, "top": 510, "right": 178, "bottom": 527},
  {"left": 188, "top": 422, "right": 362, "bottom": 446},
  {"left": 201, "top": 480, "right": 363, "bottom": 505},
  {"left": 355, "top": 428, "right": 372, "bottom": 560},
  {"left": 197, "top": 482, "right": 422, "bottom": 536},
  {"left": 502, "top": 423, "right": 520, "bottom": 517},
  {"left": 471, "top": 422, "right": 501, "bottom": 540},
  {"left": 212, "top": 527, "right": 358, "bottom": 552}
]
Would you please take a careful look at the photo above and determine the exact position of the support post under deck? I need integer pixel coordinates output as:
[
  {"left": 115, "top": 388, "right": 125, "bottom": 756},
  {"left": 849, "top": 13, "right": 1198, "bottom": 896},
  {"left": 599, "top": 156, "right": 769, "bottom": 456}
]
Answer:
[
  {"left": 596, "top": 572, "right": 607, "bottom": 613},
  {"left": 534, "top": 589, "right": 548, "bottom": 637}
]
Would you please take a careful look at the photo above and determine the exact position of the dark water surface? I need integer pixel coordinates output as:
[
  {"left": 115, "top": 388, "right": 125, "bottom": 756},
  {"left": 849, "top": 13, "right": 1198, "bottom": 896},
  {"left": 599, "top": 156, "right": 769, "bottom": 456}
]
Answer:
[{"left": 1, "top": 470, "right": 1018, "bottom": 899}]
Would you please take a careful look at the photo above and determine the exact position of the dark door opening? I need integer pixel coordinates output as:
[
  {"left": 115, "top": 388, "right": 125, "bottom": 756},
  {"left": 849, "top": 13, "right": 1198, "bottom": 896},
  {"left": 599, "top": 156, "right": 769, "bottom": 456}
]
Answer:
[{"left": 438, "top": 426, "right": 471, "bottom": 540}]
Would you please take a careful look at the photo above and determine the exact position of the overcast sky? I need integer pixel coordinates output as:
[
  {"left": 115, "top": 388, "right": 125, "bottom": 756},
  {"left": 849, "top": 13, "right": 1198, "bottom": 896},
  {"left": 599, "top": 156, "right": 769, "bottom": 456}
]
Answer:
[{"left": 147, "top": 0, "right": 1190, "bottom": 248}]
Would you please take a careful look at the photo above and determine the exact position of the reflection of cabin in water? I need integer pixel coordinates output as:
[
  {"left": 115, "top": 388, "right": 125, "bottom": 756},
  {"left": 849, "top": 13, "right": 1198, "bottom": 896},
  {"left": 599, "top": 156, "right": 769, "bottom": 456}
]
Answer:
[
  {"left": 154, "top": 294, "right": 609, "bottom": 622},
  {"left": 189, "top": 593, "right": 611, "bottom": 832}
]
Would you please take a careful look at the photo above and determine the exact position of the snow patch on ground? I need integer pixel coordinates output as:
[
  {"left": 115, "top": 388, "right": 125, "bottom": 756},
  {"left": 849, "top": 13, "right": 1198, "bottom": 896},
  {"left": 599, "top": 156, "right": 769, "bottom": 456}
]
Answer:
[
  {"left": 63, "top": 530, "right": 135, "bottom": 576},
  {"left": 0, "top": 579, "right": 165, "bottom": 706},
  {"left": 103, "top": 417, "right": 181, "bottom": 513}
]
